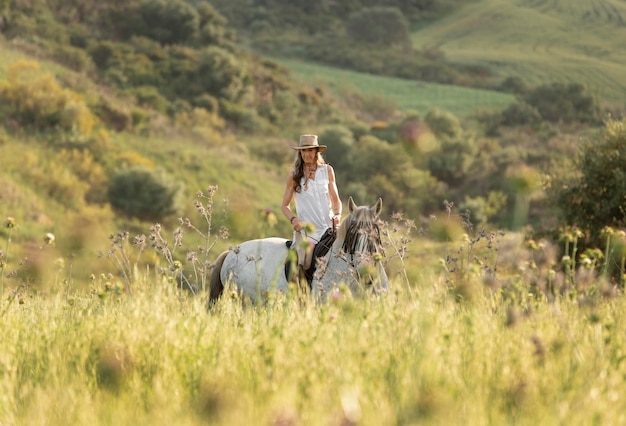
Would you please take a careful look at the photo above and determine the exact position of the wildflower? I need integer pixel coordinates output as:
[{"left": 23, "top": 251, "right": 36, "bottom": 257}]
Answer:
[
  {"left": 44, "top": 232, "right": 55, "bottom": 245},
  {"left": 4, "top": 217, "right": 16, "bottom": 228}
]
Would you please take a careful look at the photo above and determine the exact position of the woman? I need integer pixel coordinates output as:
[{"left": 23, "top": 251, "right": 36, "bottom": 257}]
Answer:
[{"left": 281, "top": 134, "right": 342, "bottom": 284}]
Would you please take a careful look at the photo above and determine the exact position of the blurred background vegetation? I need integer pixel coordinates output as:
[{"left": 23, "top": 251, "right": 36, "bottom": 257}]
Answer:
[{"left": 0, "top": 0, "right": 625, "bottom": 288}]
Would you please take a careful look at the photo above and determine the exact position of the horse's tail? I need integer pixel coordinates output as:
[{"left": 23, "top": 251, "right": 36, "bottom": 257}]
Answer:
[{"left": 208, "top": 250, "right": 229, "bottom": 307}]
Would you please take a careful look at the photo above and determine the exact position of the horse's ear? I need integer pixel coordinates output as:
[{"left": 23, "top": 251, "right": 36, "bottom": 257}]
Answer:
[
  {"left": 348, "top": 196, "right": 357, "bottom": 214},
  {"left": 373, "top": 197, "right": 382, "bottom": 218}
]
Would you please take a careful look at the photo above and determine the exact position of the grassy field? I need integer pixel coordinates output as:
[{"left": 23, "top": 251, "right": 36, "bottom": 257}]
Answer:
[
  {"left": 2, "top": 248, "right": 625, "bottom": 425},
  {"left": 273, "top": 58, "right": 514, "bottom": 117},
  {"left": 2, "top": 196, "right": 625, "bottom": 425},
  {"left": 411, "top": 0, "right": 626, "bottom": 104}
]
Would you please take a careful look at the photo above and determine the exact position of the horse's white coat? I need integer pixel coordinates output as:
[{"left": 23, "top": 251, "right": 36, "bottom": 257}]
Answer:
[{"left": 220, "top": 237, "right": 291, "bottom": 302}]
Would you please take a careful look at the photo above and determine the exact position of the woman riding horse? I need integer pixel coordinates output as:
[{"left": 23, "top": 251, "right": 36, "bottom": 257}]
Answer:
[
  {"left": 280, "top": 134, "right": 342, "bottom": 285},
  {"left": 209, "top": 197, "right": 388, "bottom": 304}
]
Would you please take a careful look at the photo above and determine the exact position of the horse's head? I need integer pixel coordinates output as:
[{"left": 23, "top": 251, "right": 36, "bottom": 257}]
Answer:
[
  {"left": 311, "top": 197, "right": 389, "bottom": 301},
  {"left": 337, "top": 196, "right": 383, "bottom": 257}
]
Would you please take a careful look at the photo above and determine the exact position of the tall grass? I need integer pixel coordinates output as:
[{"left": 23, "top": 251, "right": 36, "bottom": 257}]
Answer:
[
  {"left": 1, "top": 195, "right": 626, "bottom": 425},
  {"left": 1, "top": 270, "right": 625, "bottom": 425}
]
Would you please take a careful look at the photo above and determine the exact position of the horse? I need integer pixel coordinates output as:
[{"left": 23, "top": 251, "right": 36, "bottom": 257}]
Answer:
[{"left": 208, "top": 197, "right": 388, "bottom": 304}]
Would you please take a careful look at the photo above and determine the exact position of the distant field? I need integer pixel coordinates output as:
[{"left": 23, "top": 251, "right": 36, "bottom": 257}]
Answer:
[
  {"left": 411, "top": 0, "right": 626, "bottom": 104},
  {"left": 273, "top": 58, "right": 514, "bottom": 117}
]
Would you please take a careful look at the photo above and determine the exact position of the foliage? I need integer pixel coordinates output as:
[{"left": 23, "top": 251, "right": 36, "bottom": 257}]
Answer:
[
  {"left": 460, "top": 191, "right": 508, "bottom": 227},
  {"left": 521, "top": 82, "right": 602, "bottom": 125},
  {"left": 500, "top": 101, "right": 542, "bottom": 127},
  {"left": 133, "top": 0, "right": 200, "bottom": 46},
  {"left": 346, "top": 7, "right": 411, "bottom": 47},
  {"left": 0, "top": 60, "right": 95, "bottom": 136},
  {"left": 554, "top": 118, "right": 626, "bottom": 243},
  {"left": 318, "top": 125, "right": 356, "bottom": 183},
  {"left": 107, "top": 166, "right": 184, "bottom": 221},
  {"left": 424, "top": 108, "right": 461, "bottom": 139}
]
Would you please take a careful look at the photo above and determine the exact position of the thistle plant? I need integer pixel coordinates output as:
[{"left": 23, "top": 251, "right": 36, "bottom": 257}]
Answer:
[
  {"left": 99, "top": 231, "right": 146, "bottom": 296},
  {"left": 559, "top": 225, "right": 584, "bottom": 286},
  {"left": 99, "top": 186, "right": 229, "bottom": 296},
  {"left": 170, "top": 185, "right": 229, "bottom": 293},
  {"left": 380, "top": 212, "right": 415, "bottom": 295},
  {"left": 429, "top": 200, "right": 505, "bottom": 298},
  {"left": 600, "top": 226, "right": 626, "bottom": 287}
]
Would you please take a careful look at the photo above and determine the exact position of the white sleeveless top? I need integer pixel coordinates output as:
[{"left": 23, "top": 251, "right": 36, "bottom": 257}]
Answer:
[{"left": 293, "top": 164, "right": 332, "bottom": 244}]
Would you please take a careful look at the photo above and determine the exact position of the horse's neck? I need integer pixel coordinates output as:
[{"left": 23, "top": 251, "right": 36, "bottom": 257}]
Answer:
[{"left": 332, "top": 233, "right": 346, "bottom": 253}]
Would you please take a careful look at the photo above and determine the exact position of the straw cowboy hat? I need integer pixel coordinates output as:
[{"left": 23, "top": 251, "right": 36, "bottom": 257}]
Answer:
[{"left": 292, "top": 134, "right": 327, "bottom": 152}]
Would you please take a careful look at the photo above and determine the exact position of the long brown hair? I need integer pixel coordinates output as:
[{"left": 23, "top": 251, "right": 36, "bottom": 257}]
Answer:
[{"left": 292, "top": 149, "right": 325, "bottom": 193}]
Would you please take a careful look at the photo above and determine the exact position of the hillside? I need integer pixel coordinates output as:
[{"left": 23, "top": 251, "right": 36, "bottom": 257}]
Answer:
[
  {"left": 272, "top": 58, "right": 514, "bottom": 117},
  {"left": 0, "top": 0, "right": 622, "bottom": 291},
  {"left": 410, "top": 0, "right": 626, "bottom": 104}
]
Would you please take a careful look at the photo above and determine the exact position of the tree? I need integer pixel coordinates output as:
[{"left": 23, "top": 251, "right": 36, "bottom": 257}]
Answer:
[
  {"left": 522, "top": 82, "right": 602, "bottom": 124},
  {"left": 346, "top": 7, "right": 410, "bottom": 48},
  {"left": 555, "top": 118, "right": 626, "bottom": 242},
  {"left": 195, "top": 46, "right": 248, "bottom": 101},
  {"left": 107, "top": 166, "right": 184, "bottom": 221},
  {"left": 319, "top": 126, "right": 355, "bottom": 184},
  {"left": 136, "top": 0, "right": 199, "bottom": 45}
]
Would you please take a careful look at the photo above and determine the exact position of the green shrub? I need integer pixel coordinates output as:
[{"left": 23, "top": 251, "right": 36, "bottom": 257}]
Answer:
[
  {"left": 127, "top": 86, "right": 170, "bottom": 113},
  {"left": 346, "top": 7, "right": 410, "bottom": 48},
  {"left": 522, "top": 82, "right": 602, "bottom": 124},
  {"left": 52, "top": 43, "right": 94, "bottom": 73},
  {"left": 195, "top": 46, "right": 248, "bottom": 102},
  {"left": 318, "top": 125, "right": 355, "bottom": 184},
  {"left": 0, "top": 60, "right": 95, "bottom": 136},
  {"left": 107, "top": 166, "right": 184, "bottom": 221},
  {"left": 92, "top": 96, "right": 133, "bottom": 132},
  {"left": 554, "top": 118, "right": 626, "bottom": 243},
  {"left": 424, "top": 108, "right": 462, "bottom": 139},
  {"left": 500, "top": 101, "right": 541, "bottom": 127}
]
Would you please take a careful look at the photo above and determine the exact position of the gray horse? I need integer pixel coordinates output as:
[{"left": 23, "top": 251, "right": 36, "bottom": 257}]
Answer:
[{"left": 209, "top": 197, "right": 388, "bottom": 304}]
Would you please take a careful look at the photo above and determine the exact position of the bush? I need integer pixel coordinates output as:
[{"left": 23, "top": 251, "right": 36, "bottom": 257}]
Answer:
[
  {"left": 554, "top": 118, "right": 626, "bottom": 242},
  {"left": 127, "top": 86, "right": 170, "bottom": 113},
  {"left": 500, "top": 101, "right": 541, "bottom": 127},
  {"left": 346, "top": 7, "right": 410, "bottom": 48},
  {"left": 522, "top": 82, "right": 602, "bottom": 124},
  {"left": 52, "top": 43, "right": 94, "bottom": 73},
  {"left": 107, "top": 166, "right": 184, "bottom": 221},
  {"left": 0, "top": 60, "right": 95, "bottom": 136},
  {"left": 424, "top": 108, "right": 461, "bottom": 139}
]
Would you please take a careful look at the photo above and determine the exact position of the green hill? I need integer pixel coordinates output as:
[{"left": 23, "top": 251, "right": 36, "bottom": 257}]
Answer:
[
  {"left": 273, "top": 58, "right": 514, "bottom": 117},
  {"left": 410, "top": 0, "right": 626, "bottom": 104},
  {"left": 0, "top": 0, "right": 620, "bottom": 290}
]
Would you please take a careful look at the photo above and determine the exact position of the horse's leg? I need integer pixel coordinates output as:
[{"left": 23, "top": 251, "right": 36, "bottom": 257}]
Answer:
[{"left": 208, "top": 250, "right": 229, "bottom": 307}]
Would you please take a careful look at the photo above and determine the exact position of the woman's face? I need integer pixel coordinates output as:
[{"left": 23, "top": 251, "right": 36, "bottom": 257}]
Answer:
[{"left": 301, "top": 148, "right": 318, "bottom": 164}]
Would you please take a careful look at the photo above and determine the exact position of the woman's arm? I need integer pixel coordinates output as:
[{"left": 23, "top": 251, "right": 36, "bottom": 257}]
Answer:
[
  {"left": 327, "top": 165, "right": 342, "bottom": 226},
  {"left": 281, "top": 171, "right": 301, "bottom": 231}
]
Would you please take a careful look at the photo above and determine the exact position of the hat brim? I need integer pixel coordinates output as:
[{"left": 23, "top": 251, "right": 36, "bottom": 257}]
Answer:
[{"left": 292, "top": 145, "right": 327, "bottom": 152}]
